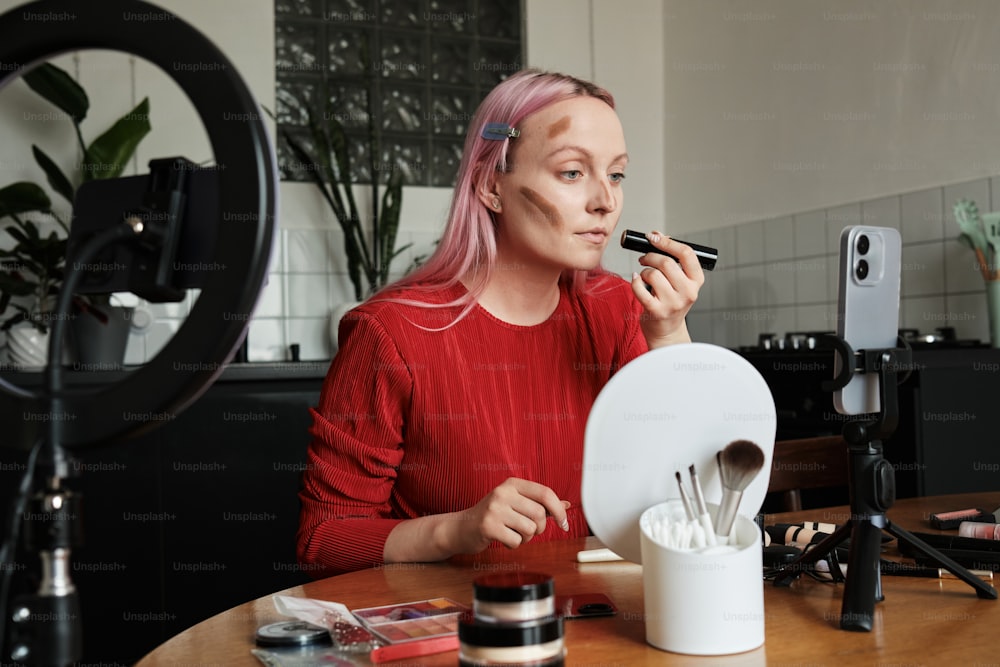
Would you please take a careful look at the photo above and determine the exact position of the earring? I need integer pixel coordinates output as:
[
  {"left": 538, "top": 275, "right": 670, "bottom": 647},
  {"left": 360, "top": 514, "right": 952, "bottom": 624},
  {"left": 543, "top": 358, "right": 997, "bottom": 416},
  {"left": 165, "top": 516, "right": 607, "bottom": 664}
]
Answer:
[{"left": 492, "top": 196, "right": 501, "bottom": 211}]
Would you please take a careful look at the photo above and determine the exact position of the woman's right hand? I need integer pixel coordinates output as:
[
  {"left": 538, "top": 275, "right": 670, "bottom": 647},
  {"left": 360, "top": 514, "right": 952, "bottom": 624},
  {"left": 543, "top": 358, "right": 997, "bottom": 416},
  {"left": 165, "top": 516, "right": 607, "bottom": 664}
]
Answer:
[
  {"left": 443, "top": 477, "right": 571, "bottom": 554},
  {"left": 382, "top": 477, "right": 571, "bottom": 565}
]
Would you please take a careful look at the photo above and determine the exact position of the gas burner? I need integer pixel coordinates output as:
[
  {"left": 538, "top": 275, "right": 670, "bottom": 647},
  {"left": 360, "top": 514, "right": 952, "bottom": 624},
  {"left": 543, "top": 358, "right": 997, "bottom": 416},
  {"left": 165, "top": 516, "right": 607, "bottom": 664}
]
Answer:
[
  {"left": 745, "top": 327, "right": 984, "bottom": 353},
  {"left": 898, "top": 327, "right": 984, "bottom": 349},
  {"left": 754, "top": 331, "right": 836, "bottom": 352}
]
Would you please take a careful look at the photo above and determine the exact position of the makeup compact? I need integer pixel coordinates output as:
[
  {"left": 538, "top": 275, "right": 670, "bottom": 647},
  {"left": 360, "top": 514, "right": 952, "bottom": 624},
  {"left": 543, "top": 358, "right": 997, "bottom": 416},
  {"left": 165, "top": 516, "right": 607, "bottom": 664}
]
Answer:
[{"left": 254, "top": 620, "right": 333, "bottom": 648}]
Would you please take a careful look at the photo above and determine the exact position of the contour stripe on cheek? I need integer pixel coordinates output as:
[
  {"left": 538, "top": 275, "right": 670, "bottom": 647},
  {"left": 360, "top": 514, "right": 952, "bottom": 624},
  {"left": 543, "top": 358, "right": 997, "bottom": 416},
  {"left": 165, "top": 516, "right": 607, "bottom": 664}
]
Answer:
[
  {"left": 547, "top": 116, "right": 571, "bottom": 138},
  {"left": 519, "top": 186, "right": 561, "bottom": 227}
]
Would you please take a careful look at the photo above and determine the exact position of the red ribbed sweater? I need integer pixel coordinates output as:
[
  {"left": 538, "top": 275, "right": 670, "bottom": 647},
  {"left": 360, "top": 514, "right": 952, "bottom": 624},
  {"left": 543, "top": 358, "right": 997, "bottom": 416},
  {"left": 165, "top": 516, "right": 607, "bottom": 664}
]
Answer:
[{"left": 297, "top": 273, "right": 648, "bottom": 575}]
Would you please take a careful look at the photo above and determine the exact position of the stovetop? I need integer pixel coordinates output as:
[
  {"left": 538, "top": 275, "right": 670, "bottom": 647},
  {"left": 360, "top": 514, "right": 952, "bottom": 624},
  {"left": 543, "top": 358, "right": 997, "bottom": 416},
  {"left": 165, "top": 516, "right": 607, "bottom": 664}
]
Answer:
[{"left": 738, "top": 327, "right": 985, "bottom": 354}]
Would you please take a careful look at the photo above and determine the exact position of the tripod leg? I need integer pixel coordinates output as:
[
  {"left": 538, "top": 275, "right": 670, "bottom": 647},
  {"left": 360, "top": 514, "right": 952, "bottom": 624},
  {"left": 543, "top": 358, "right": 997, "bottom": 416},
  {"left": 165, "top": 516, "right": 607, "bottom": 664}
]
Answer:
[
  {"left": 888, "top": 521, "right": 998, "bottom": 600},
  {"left": 839, "top": 518, "right": 883, "bottom": 631},
  {"left": 773, "top": 522, "right": 854, "bottom": 587}
]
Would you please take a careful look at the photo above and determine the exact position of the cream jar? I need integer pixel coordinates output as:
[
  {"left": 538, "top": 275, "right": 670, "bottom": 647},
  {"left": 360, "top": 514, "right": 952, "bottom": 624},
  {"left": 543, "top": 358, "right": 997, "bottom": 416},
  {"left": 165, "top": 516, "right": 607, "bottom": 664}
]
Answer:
[
  {"left": 458, "top": 613, "right": 564, "bottom": 667},
  {"left": 472, "top": 572, "right": 555, "bottom": 622}
]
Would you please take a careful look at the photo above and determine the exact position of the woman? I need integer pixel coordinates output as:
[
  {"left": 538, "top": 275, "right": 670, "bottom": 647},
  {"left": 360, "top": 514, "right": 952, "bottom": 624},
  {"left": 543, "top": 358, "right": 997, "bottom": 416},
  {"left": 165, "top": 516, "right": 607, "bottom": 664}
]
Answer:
[{"left": 297, "top": 69, "right": 703, "bottom": 575}]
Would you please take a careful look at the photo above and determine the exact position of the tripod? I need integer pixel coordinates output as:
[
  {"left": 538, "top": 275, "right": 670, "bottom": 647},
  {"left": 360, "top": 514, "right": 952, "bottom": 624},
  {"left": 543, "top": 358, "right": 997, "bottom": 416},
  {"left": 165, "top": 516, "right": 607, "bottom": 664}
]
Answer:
[{"left": 773, "top": 337, "right": 997, "bottom": 631}]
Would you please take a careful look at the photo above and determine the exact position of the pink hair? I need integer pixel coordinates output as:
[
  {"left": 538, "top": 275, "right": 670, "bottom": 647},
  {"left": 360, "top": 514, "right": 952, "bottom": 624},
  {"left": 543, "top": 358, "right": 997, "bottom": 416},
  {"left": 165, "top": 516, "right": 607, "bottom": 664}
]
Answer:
[{"left": 375, "top": 69, "right": 617, "bottom": 325}]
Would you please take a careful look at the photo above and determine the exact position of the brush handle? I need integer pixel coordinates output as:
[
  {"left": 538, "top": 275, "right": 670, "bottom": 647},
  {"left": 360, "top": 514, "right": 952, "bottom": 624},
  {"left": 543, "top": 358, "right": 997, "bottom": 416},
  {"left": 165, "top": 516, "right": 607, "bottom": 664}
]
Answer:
[
  {"left": 697, "top": 512, "right": 716, "bottom": 547},
  {"left": 689, "top": 469, "right": 717, "bottom": 546},
  {"left": 676, "top": 477, "right": 696, "bottom": 521},
  {"left": 715, "top": 488, "right": 743, "bottom": 543}
]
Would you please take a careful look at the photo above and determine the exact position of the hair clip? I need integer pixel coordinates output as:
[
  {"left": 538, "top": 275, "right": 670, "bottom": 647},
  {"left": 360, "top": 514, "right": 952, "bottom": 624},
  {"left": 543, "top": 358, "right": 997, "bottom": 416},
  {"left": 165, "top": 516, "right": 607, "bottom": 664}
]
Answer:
[{"left": 481, "top": 122, "right": 519, "bottom": 140}]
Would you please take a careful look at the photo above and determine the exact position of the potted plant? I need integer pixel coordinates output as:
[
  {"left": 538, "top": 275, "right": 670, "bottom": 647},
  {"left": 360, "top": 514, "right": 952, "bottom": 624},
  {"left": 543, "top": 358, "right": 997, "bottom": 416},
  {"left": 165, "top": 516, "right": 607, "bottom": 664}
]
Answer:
[
  {"left": 0, "top": 62, "right": 151, "bottom": 367},
  {"left": 275, "top": 39, "right": 410, "bottom": 350},
  {"left": 0, "top": 182, "right": 66, "bottom": 366},
  {"left": 953, "top": 198, "right": 1000, "bottom": 347}
]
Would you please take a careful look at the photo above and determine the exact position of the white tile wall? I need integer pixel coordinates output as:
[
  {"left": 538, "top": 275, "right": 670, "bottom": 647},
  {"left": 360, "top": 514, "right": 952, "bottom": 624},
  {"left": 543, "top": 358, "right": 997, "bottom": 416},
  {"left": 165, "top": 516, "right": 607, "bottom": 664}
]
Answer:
[
  {"left": 862, "top": 196, "right": 901, "bottom": 231},
  {"left": 796, "top": 255, "right": 830, "bottom": 305},
  {"left": 763, "top": 216, "right": 794, "bottom": 262},
  {"left": 765, "top": 261, "right": 796, "bottom": 306},
  {"left": 735, "top": 220, "right": 765, "bottom": 266},
  {"left": 691, "top": 175, "right": 1000, "bottom": 348},
  {"left": 793, "top": 210, "right": 826, "bottom": 257},
  {"left": 900, "top": 188, "right": 944, "bottom": 243},
  {"left": 901, "top": 243, "right": 944, "bottom": 297}
]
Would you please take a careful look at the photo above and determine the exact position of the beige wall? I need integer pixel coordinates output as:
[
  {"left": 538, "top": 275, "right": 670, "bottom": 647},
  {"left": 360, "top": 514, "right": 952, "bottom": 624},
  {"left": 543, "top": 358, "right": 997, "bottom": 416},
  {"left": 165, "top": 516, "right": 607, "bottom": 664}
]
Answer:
[
  {"left": 525, "top": 0, "right": 667, "bottom": 274},
  {"left": 663, "top": 0, "right": 1000, "bottom": 233},
  {"left": 5, "top": 0, "right": 1000, "bottom": 237}
]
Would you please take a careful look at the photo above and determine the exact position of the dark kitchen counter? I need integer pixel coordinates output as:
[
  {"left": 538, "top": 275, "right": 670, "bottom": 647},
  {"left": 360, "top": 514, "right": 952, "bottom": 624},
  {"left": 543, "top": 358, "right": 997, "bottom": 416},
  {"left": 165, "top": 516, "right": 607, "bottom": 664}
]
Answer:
[
  {"left": 737, "top": 343, "right": 1000, "bottom": 498},
  {"left": 0, "top": 359, "right": 327, "bottom": 663},
  {"left": 0, "top": 359, "right": 331, "bottom": 387}
]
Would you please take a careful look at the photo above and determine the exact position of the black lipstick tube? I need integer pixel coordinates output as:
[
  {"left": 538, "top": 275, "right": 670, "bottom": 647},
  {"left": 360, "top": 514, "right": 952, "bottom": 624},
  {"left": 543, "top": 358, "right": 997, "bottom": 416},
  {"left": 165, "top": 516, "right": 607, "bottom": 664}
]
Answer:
[{"left": 620, "top": 229, "right": 718, "bottom": 271}]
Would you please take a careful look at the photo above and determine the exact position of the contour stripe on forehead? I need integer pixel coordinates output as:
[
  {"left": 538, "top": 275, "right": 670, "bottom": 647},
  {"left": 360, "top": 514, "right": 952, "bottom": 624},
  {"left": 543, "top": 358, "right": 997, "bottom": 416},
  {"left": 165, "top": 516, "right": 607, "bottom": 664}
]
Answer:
[{"left": 547, "top": 115, "right": 571, "bottom": 138}]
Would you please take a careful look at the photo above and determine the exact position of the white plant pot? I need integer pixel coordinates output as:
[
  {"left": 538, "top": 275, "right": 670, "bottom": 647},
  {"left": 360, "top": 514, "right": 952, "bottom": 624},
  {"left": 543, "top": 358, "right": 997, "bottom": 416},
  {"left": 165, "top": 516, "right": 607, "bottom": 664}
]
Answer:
[{"left": 6, "top": 326, "right": 50, "bottom": 368}]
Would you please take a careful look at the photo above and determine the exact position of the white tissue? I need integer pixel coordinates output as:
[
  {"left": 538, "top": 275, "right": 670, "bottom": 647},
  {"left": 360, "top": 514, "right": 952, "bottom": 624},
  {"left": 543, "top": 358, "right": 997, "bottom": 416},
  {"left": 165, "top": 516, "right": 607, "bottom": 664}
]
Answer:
[{"left": 272, "top": 594, "right": 362, "bottom": 629}]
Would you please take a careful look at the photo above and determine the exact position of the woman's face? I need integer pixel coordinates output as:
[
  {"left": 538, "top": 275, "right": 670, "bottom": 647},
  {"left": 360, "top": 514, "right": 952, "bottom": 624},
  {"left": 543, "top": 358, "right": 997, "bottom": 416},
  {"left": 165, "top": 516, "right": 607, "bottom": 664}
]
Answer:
[{"left": 487, "top": 96, "right": 628, "bottom": 275}]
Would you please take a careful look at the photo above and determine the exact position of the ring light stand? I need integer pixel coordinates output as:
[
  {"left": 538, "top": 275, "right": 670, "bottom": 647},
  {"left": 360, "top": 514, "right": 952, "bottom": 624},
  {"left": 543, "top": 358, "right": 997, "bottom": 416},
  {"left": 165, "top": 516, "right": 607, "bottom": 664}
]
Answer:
[
  {"left": 773, "top": 335, "right": 997, "bottom": 631},
  {"left": 0, "top": 1, "right": 277, "bottom": 663}
]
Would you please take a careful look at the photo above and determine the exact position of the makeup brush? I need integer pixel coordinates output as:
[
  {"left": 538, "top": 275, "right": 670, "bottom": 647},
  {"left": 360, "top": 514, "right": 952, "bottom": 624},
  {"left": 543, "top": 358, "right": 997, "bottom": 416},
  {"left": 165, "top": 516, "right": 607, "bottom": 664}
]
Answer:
[
  {"left": 675, "top": 471, "right": 696, "bottom": 522},
  {"left": 715, "top": 439, "right": 766, "bottom": 543},
  {"left": 688, "top": 464, "right": 717, "bottom": 546}
]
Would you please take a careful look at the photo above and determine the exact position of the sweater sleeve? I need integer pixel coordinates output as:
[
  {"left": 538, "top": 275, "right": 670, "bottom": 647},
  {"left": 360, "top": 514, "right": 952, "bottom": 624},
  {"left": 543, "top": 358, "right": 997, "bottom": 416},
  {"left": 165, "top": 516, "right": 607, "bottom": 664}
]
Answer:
[
  {"left": 297, "top": 311, "right": 413, "bottom": 576},
  {"left": 615, "top": 280, "right": 649, "bottom": 370}
]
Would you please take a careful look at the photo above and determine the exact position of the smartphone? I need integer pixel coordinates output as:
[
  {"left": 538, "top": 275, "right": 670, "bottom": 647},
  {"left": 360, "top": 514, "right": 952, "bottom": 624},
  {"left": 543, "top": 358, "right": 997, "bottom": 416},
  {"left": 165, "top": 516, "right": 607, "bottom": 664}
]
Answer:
[
  {"left": 832, "top": 226, "right": 902, "bottom": 415},
  {"left": 555, "top": 593, "right": 617, "bottom": 619}
]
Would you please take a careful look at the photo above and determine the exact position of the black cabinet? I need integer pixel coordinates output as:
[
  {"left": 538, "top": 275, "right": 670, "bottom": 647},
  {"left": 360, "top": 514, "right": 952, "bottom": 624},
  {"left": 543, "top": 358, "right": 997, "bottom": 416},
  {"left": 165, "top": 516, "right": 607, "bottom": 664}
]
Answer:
[
  {"left": 0, "top": 364, "right": 326, "bottom": 663},
  {"left": 740, "top": 347, "right": 1000, "bottom": 501}
]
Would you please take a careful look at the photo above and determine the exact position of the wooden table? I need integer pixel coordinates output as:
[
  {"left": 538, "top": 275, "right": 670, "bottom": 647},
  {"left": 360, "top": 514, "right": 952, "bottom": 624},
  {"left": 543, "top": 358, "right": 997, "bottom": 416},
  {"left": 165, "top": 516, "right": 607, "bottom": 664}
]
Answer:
[{"left": 137, "top": 492, "right": 1000, "bottom": 665}]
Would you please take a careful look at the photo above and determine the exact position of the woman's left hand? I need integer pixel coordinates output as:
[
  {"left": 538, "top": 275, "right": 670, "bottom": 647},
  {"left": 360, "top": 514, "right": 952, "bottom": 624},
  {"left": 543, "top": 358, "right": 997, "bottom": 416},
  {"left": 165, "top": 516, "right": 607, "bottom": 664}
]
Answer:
[{"left": 629, "top": 231, "right": 704, "bottom": 349}]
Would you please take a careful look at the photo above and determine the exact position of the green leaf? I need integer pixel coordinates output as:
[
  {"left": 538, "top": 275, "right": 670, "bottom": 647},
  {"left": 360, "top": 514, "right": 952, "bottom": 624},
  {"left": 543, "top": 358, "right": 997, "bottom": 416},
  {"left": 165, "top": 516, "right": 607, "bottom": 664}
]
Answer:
[
  {"left": 953, "top": 199, "right": 989, "bottom": 253},
  {"left": 2, "top": 309, "right": 30, "bottom": 332},
  {"left": 83, "top": 97, "right": 151, "bottom": 181},
  {"left": 388, "top": 241, "right": 412, "bottom": 261},
  {"left": 379, "top": 168, "right": 404, "bottom": 285},
  {"left": 4, "top": 224, "right": 29, "bottom": 246},
  {"left": 32, "top": 145, "right": 75, "bottom": 204},
  {"left": 0, "top": 275, "right": 38, "bottom": 297},
  {"left": 22, "top": 62, "right": 89, "bottom": 123},
  {"left": 0, "top": 182, "right": 51, "bottom": 219}
]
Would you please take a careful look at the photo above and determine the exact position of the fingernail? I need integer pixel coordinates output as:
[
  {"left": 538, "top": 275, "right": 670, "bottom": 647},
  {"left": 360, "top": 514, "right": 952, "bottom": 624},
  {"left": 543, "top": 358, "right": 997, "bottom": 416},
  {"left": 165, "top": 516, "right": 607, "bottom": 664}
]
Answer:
[
  {"left": 632, "top": 271, "right": 640, "bottom": 281},
  {"left": 560, "top": 519, "right": 570, "bottom": 532},
  {"left": 649, "top": 231, "right": 661, "bottom": 242}
]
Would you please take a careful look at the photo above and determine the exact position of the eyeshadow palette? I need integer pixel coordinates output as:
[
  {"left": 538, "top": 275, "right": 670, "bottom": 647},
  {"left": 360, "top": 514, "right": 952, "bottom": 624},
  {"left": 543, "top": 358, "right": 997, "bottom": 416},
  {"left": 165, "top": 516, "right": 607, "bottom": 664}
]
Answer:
[{"left": 352, "top": 598, "right": 468, "bottom": 644}]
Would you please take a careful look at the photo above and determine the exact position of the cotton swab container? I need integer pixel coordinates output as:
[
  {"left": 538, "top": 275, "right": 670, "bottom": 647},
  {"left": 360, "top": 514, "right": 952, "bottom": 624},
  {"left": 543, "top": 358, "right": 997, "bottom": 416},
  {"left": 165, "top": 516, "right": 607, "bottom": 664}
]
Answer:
[{"left": 639, "top": 500, "right": 764, "bottom": 655}]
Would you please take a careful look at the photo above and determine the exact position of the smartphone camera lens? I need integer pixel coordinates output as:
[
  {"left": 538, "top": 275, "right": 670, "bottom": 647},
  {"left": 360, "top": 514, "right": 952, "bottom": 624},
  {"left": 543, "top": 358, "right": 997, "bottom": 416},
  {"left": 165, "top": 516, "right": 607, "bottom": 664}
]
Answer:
[
  {"left": 856, "top": 234, "right": 870, "bottom": 255},
  {"left": 856, "top": 259, "right": 869, "bottom": 280}
]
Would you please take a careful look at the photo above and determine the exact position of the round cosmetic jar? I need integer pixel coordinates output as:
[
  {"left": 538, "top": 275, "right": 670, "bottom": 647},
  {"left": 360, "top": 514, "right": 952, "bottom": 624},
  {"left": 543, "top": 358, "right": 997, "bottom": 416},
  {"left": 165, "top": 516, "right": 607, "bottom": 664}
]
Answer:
[
  {"left": 472, "top": 572, "right": 555, "bottom": 622},
  {"left": 458, "top": 613, "right": 564, "bottom": 666}
]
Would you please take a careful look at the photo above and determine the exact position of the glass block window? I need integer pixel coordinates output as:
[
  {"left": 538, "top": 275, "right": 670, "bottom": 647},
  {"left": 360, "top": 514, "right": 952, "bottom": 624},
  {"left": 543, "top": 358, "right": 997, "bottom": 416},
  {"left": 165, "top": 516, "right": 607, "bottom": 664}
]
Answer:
[{"left": 275, "top": 0, "right": 524, "bottom": 187}]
